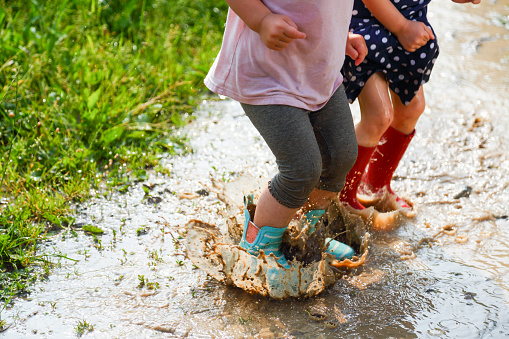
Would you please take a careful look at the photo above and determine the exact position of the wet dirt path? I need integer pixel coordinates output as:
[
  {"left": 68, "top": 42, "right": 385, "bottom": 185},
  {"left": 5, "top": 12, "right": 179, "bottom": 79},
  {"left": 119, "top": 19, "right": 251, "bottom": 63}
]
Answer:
[{"left": 2, "top": 1, "right": 509, "bottom": 338}]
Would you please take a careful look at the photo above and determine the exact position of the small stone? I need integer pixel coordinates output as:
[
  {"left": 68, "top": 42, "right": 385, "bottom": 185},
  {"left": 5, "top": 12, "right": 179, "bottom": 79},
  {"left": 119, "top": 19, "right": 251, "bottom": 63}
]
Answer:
[
  {"left": 152, "top": 325, "right": 175, "bottom": 333},
  {"left": 453, "top": 186, "right": 472, "bottom": 199},
  {"left": 147, "top": 196, "right": 162, "bottom": 204},
  {"left": 464, "top": 291, "right": 477, "bottom": 300},
  {"left": 195, "top": 189, "right": 209, "bottom": 196}
]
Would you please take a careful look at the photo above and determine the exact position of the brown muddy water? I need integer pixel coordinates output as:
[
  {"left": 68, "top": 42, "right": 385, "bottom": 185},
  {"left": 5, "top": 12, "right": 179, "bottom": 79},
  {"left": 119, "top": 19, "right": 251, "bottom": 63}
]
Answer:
[{"left": 2, "top": 1, "right": 509, "bottom": 338}]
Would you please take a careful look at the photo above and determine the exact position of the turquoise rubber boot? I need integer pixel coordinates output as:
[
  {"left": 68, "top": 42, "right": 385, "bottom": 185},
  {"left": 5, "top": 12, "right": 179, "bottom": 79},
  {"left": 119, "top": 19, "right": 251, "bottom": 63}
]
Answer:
[
  {"left": 239, "top": 194, "right": 290, "bottom": 268},
  {"left": 301, "top": 209, "right": 355, "bottom": 261}
]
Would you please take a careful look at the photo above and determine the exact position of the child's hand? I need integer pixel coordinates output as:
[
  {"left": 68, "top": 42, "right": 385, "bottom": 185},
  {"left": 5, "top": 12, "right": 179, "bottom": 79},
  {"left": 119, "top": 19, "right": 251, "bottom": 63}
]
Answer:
[
  {"left": 258, "top": 13, "right": 306, "bottom": 51},
  {"left": 346, "top": 33, "right": 368, "bottom": 66},
  {"left": 395, "top": 20, "right": 434, "bottom": 53},
  {"left": 451, "top": 0, "right": 481, "bottom": 3}
]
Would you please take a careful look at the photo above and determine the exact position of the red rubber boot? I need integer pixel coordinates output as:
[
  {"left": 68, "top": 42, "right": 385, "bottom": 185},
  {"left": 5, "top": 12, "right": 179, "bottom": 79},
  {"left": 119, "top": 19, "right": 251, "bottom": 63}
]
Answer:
[
  {"left": 361, "top": 126, "right": 415, "bottom": 210},
  {"left": 339, "top": 145, "right": 376, "bottom": 210}
]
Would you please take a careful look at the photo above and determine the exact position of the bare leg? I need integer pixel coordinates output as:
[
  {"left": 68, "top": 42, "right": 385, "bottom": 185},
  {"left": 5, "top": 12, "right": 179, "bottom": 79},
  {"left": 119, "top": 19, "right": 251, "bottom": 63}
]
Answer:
[
  {"left": 390, "top": 85, "right": 426, "bottom": 133},
  {"left": 245, "top": 185, "right": 298, "bottom": 243},
  {"left": 356, "top": 72, "right": 394, "bottom": 147},
  {"left": 339, "top": 72, "right": 393, "bottom": 210},
  {"left": 359, "top": 85, "right": 426, "bottom": 213},
  {"left": 299, "top": 188, "right": 337, "bottom": 215},
  {"left": 242, "top": 185, "right": 295, "bottom": 268},
  {"left": 253, "top": 185, "right": 299, "bottom": 229}
]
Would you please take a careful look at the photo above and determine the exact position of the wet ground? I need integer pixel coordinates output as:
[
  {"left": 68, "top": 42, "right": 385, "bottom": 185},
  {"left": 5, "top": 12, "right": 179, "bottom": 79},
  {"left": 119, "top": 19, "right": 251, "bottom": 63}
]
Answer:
[{"left": 2, "top": 1, "right": 509, "bottom": 338}]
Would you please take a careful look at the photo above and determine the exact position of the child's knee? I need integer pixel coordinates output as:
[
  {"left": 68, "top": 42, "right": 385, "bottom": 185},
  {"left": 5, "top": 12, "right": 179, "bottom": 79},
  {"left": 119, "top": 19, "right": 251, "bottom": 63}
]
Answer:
[
  {"left": 343, "top": 144, "right": 359, "bottom": 170},
  {"left": 296, "top": 160, "right": 323, "bottom": 192},
  {"left": 318, "top": 140, "right": 358, "bottom": 193},
  {"left": 331, "top": 142, "right": 358, "bottom": 178},
  {"left": 361, "top": 111, "right": 394, "bottom": 138},
  {"left": 397, "top": 91, "right": 426, "bottom": 119},
  {"left": 377, "top": 106, "right": 395, "bottom": 130},
  {"left": 362, "top": 102, "right": 394, "bottom": 134},
  {"left": 271, "top": 160, "right": 322, "bottom": 208},
  {"left": 407, "top": 93, "right": 426, "bottom": 116}
]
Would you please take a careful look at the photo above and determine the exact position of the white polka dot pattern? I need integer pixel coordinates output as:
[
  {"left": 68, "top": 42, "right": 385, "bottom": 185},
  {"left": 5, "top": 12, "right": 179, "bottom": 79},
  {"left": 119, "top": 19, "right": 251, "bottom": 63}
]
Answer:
[{"left": 341, "top": 0, "right": 439, "bottom": 105}]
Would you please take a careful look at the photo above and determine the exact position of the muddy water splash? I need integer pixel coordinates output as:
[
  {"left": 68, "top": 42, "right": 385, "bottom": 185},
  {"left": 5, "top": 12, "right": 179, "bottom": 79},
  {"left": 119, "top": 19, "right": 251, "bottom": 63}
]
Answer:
[
  {"left": 2, "top": 1, "right": 509, "bottom": 338},
  {"left": 184, "top": 174, "right": 370, "bottom": 300}
]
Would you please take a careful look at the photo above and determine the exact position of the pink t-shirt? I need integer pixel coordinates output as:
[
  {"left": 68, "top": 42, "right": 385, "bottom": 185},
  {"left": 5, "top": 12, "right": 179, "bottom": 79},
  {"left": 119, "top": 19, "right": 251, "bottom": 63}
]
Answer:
[{"left": 205, "top": 0, "right": 354, "bottom": 111}]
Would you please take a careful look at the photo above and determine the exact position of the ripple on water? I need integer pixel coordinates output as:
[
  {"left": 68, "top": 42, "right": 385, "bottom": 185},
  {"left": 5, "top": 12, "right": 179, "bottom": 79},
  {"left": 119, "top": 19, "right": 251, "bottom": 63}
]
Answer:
[{"left": 2, "top": 1, "right": 509, "bottom": 337}]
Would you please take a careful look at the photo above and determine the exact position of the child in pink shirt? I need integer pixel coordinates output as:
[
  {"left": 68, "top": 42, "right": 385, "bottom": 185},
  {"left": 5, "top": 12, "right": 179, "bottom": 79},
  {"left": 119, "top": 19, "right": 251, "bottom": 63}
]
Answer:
[{"left": 206, "top": 0, "right": 367, "bottom": 275}]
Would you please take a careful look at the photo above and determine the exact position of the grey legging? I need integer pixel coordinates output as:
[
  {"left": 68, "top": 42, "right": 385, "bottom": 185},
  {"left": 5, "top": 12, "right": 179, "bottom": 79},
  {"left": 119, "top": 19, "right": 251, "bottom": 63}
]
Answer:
[{"left": 241, "top": 86, "right": 358, "bottom": 209}]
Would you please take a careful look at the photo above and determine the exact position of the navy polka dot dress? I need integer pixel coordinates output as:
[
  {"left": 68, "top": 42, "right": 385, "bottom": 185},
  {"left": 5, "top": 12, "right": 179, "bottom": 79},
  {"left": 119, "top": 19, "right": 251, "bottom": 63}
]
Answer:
[{"left": 342, "top": 0, "right": 439, "bottom": 105}]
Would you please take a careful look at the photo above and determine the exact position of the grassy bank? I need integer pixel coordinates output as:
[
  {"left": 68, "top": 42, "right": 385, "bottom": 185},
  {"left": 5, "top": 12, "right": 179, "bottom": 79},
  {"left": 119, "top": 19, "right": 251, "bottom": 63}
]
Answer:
[{"left": 0, "top": 0, "right": 228, "bottom": 311}]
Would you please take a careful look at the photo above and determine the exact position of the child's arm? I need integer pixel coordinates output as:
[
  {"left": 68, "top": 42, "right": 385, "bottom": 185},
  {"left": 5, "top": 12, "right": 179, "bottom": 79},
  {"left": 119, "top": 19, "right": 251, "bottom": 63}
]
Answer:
[
  {"left": 361, "top": 0, "right": 434, "bottom": 52},
  {"left": 225, "top": 0, "right": 306, "bottom": 51}
]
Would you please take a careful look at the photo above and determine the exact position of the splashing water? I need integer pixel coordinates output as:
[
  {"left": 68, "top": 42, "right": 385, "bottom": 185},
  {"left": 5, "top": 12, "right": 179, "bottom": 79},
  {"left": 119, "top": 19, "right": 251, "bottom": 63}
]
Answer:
[{"left": 2, "top": 1, "right": 509, "bottom": 338}]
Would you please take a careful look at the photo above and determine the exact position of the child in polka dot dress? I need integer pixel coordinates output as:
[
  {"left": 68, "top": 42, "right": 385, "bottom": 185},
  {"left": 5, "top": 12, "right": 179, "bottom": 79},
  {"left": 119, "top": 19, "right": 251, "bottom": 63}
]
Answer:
[{"left": 340, "top": 0, "right": 481, "bottom": 216}]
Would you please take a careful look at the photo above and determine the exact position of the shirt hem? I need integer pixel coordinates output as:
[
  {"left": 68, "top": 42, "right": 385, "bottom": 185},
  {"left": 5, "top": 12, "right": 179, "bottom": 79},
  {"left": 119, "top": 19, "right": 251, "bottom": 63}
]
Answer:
[{"left": 205, "top": 77, "right": 341, "bottom": 112}]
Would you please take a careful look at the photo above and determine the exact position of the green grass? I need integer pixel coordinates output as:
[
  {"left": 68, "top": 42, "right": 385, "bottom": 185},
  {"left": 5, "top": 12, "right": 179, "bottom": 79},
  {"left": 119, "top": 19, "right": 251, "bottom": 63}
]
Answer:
[
  {"left": 75, "top": 318, "right": 94, "bottom": 337},
  {"left": 0, "top": 0, "right": 228, "bottom": 312}
]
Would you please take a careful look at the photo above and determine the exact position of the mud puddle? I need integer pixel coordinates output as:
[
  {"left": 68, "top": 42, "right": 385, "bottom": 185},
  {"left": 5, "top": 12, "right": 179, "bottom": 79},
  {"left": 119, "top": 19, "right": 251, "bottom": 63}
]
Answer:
[{"left": 2, "top": 1, "right": 509, "bottom": 338}]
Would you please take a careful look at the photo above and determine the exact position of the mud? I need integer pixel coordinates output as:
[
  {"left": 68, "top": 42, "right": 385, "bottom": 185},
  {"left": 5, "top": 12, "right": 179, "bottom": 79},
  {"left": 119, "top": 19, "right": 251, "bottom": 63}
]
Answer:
[
  {"left": 1, "top": 1, "right": 509, "bottom": 338},
  {"left": 185, "top": 175, "right": 369, "bottom": 300}
]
